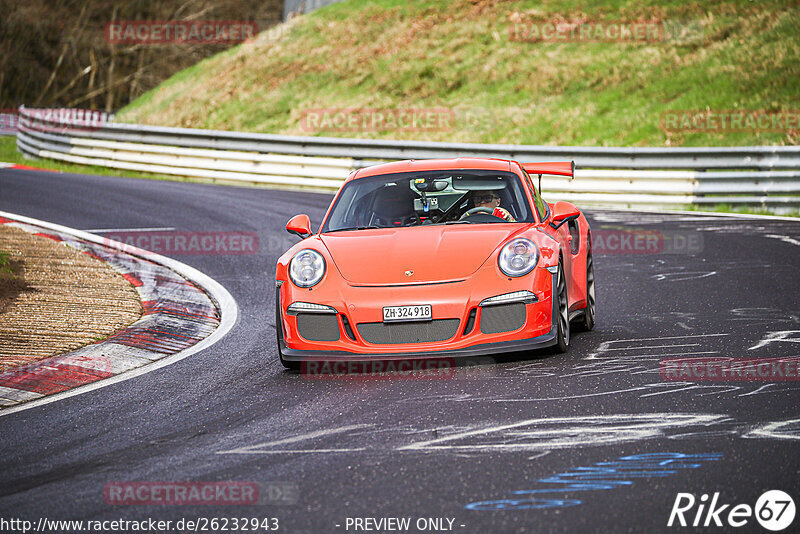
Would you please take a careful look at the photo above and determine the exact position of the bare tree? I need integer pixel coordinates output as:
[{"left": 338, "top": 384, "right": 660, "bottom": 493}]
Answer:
[{"left": 1, "top": 0, "right": 283, "bottom": 111}]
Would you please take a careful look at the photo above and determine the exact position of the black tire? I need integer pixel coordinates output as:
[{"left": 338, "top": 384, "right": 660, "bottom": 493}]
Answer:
[
  {"left": 554, "top": 259, "right": 570, "bottom": 353},
  {"left": 576, "top": 240, "right": 596, "bottom": 332},
  {"left": 278, "top": 345, "right": 299, "bottom": 371},
  {"left": 276, "top": 295, "right": 300, "bottom": 370}
]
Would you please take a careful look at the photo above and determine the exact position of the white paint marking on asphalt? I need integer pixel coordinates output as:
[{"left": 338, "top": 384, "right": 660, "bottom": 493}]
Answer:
[
  {"left": 764, "top": 234, "right": 800, "bottom": 247},
  {"left": 730, "top": 308, "right": 800, "bottom": 325},
  {"left": 666, "top": 430, "right": 740, "bottom": 440},
  {"left": 0, "top": 210, "right": 239, "bottom": 419},
  {"left": 748, "top": 330, "right": 800, "bottom": 350},
  {"left": 397, "top": 414, "right": 726, "bottom": 452},
  {"left": 738, "top": 384, "right": 800, "bottom": 397},
  {"left": 648, "top": 351, "right": 719, "bottom": 357},
  {"left": 595, "top": 333, "right": 729, "bottom": 344},
  {"left": 224, "top": 448, "right": 368, "bottom": 454},
  {"left": 586, "top": 333, "right": 729, "bottom": 359},
  {"left": 744, "top": 418, "right": 800, "bottom": 440},
  {"left": 217, "top": 424, "right": 372, "bottom": 455},
  {"left": 588, "top": 206, "right": 800, "bottom": 223},
  {"left": 84, "top": 227, "right": 176, "bottom": 233},
  {"left": 652, "top": 271, "right": 717, "bottom": 281},
  {"left": 691, "top": 385, "right": 744, "bottom": 396},
  {"left": 601, "top": 343, "right": 701, "bottom": 351},
  {"left": 527, "top": 451, "right": 551, "bottom": 461},
  {"left": 738, "top": 384, "right": 776, "bottom": 397},
  {"left": 639, "top": 384, "right": 721, "bottom": 398},
  {"left": 485, "top": 384, "right": 676, "bottom": 401}
]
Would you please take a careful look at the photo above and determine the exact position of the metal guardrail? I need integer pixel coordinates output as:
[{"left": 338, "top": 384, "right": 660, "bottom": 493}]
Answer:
[
  {"left": 15, "top": 106, "right": 800, "bottom": 211},
  {"left": 0, "top": 112, "right": 19, "bottom": 136}
]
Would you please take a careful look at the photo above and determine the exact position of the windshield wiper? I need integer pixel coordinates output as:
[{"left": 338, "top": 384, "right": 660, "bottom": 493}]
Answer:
[{"left": 324, "top": 225, "right": 381, "bottom": 233}]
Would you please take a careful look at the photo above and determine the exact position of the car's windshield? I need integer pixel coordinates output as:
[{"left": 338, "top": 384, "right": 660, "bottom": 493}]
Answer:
[{"left": 321, "top": 170, "right": 534, "bottom": 233}]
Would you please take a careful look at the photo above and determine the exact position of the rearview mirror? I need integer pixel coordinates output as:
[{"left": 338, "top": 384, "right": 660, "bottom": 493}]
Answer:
[
  {"left": 550, "top": 201, "right": 580, "bottom": 229},
  {"left": 413, "top": 178, "right": 449, "bottom": 192},
  {"left": 286, "top": 214, "right": 311, "bottom": 238}
]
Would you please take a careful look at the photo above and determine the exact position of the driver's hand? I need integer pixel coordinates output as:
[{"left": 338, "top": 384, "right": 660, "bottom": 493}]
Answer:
[{"left": 492, "top": 207, "right": 515, "bottom": 222}]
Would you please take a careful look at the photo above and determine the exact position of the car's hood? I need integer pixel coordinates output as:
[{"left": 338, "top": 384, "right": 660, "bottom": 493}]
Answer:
[{"left": 320, "top": 224, "right": 526, "bottom": 284}]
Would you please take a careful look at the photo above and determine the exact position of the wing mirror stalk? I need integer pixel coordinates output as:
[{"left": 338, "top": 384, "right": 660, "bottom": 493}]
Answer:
[{"left": 549, "top": 201, "right": 581, "bottom": 230}]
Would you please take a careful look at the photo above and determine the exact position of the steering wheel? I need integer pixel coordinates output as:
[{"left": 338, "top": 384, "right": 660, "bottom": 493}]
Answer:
[{"left": 460, "top": 207, "right": 497, "bottom": 220}]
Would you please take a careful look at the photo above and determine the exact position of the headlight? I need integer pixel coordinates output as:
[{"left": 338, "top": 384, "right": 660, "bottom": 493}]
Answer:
[
  {"left": 289, "top": 249, "right": 326, "bottom": 287},
  {"left": 498, "top": 238, "right": 539, "bottom": 277}
]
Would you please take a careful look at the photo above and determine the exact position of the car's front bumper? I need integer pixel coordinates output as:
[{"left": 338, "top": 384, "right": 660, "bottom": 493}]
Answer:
[
  {"left": 278, "top": 328, "right": 556, "bottom": 361},
  {"left": 276, "top": 267, "right": 558, "bottom": 361}
]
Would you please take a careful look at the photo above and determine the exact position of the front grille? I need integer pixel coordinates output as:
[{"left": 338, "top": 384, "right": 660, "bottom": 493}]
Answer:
[
  {"left": 296, "top": 313, "right": 340, "bottom": 342},
  {"left": 357, "top": 319, "right": 460, "bottom": 345},
  {"left": 480, "top": 302, "right": 526, "bottom": 334}
]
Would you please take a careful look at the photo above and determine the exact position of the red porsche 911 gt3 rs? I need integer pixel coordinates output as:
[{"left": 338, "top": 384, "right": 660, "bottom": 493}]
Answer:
[{"left": 275, "top": 157, "right": 595, "bottom": 369}]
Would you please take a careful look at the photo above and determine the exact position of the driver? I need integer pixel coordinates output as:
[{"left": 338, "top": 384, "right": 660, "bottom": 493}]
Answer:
[{"left": 469, "top": 190, "right": 516, "bottom": 222}]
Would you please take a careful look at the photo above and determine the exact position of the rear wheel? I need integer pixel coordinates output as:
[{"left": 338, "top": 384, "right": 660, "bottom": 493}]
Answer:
[
  {"left": 577, "top": 241, "right": 595, "bottom": 332},
  {"left": 555, "top": 260, "right": 570, "bottom": 353}
]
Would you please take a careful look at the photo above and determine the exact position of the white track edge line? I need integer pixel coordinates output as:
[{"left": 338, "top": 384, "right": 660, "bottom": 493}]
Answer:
[
  {"left": 0, "top": 210, "right": 239, "bottom": 418},
  {"left": 588, "top": 206, "right": 800, "bottom": 222}
]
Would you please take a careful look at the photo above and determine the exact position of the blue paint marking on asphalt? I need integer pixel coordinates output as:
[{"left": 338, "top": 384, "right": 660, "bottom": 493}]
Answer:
[{"left": 465, "top": 452, "right": 723, "bottom": 510}]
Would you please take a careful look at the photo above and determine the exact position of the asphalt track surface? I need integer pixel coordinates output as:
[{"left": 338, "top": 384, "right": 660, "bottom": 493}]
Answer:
[{"left": 1, "top": 168, "right": 799, "bottom": 533}]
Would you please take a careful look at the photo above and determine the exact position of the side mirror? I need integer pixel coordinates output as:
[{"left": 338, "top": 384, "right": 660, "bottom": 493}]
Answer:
[
  {"left": 286, "top": 214, "right": 311, "bottom": 239},
  {"left": 550, "top": 201, "right": 580, "bottom": 229}
]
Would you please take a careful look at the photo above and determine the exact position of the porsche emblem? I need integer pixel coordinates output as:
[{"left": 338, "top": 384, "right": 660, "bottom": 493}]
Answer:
[{"left": 404, "top": 270, "right": 414, "bottom": 277}]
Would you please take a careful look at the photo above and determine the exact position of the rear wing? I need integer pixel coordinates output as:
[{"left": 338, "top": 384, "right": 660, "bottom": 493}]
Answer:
[{"left": 521, "top": 161, "right": 575, "bottom": 178}]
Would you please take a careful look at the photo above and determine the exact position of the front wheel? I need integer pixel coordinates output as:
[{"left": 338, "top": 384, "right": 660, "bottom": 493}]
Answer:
[
  {"left": 276, "top": 296, "right": 300, "bottom": 370},
  {"left": 554, "top": 260, "right": 570, "bottom": 353},
  {"left": 278, "top": 345, "right": 299, "bottom": 371}
]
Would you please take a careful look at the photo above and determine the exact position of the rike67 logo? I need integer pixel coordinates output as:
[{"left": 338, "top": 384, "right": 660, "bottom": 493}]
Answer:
[{"left": 668, "top": 490, "right": 795, "bottom": 531}]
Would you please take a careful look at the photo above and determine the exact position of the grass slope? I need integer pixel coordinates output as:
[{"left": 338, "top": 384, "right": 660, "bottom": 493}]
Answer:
[{"left": 118, "top": 0, "right": 800, "bottom": 146}]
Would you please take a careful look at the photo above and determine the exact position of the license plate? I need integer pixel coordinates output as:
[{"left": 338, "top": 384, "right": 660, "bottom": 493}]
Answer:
[{"left": 382, "top": 304, "right": 432, "bottom": 323}]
